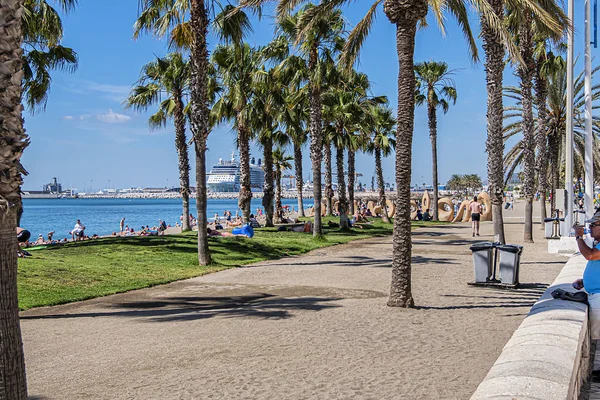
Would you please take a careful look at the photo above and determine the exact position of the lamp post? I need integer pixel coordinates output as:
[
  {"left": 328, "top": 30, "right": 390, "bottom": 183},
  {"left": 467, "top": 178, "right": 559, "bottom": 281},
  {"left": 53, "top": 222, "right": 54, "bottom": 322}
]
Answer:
[
  {"left": 585, "top": 0, "right": 595, "bottom": 230},
  {"left": 564, "top": 0, "right": 575, "bottom": 236}
]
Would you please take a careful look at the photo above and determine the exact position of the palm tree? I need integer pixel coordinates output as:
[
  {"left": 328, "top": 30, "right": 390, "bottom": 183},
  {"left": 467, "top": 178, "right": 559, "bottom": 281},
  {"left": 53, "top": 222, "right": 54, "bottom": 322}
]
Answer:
[
  {"left": 1, "top": 0, "right": 78, "bottom": 394},
  {"left": 273, "top": 148, "right": 293, "bottom": 223},
  {"left": 242, "top": 0, "right": 561, "bottom": 307},
  {"left": 135, "top": 0, "right": 213, "bottom": 265},
  {"left": 255, "top": 4, "right": 345, "bottom": 236},
  {"left": 22, "top": 0, "right": 78, "bottom": 112},
  {"left": 446, "top": 174, "right": 465, "bottom": 192},
  {"left": 323, "top": 131, "right": 335, "bottom": 216},
  {"left": 212, "top": 42, "right": 262, "bottom": 222},
  {"left": 481, "top": 0, "right": 566, "bottom": 245},
  {"left": 503, "top": 63, "right": 600, "bottom": 206},
  {"left": 274, "top": 57, "right": 309, "bottom": 217},
  {"left": 135, "top": 1, "right": 255, "bottom": 265},
  {"left": 414, "top": 61, "right": 457, "bottom": 221},
  {"left": 534, "top": 49, "right": 563, "bottom": 218},
  {"left": 365, "top": 105, "right": 396, "bottom": 223},
  {"left": 126, "top": 53, "right": 192, "bottom": 232},
  {"left": 331, "top": 127, "right": 350, "bottom": 228}
]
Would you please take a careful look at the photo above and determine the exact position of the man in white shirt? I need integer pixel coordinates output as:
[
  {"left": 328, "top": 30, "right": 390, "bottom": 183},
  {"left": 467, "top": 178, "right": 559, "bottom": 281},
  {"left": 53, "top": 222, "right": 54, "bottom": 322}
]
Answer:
[{"left": 71, "top": 219, "right": 85, "bottom": 241}]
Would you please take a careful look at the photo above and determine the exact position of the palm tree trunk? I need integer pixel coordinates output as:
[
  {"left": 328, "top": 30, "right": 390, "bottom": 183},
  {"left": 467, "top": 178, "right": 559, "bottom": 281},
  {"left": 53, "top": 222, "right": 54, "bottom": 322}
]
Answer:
[
  {"left": 262, "top": 137, "right": 274, "bottom": 227},
  {"left": 336, "top": 144, "right": 349, "bottom": 229},
  {"left": 237, "top": 117, "right": 252, "bottom": 223},
  {"left": 189, "top": 0, "right": 211, "bottom": 266},
  {"left": 173, "top": 89, "right": 191, "bottom": 232},
  {"left": 309, "top": 47, "right": 323, "bottom": 236},
  {"left": 324, "top": 142, "right": 334, "bottom": 216},
  {"left": 481, "top": 0, "right": 506, "bottom": 244},
  {"left": 383, "top": 0, "right": 427, "bottom": 308},
  {"left": 518, "top": 19, "right": 535, "bottom": 243},
  {"left": 427, "top": 95, "right": 439, "bottom": 221},
  {"left": 0, "top": 1, "right": 28, "bottom": 396},
  {"left": 552, "top": 135, "right": 560, "bottom": 212},
  {"left": 275, "top": 168, "right": 283, "bottom": 224},
  {"left": 375, "top": 148, "right": 390, "bottom": 223},
  {"left": 347, "top": 149, "right": 355, "bottom": 216},
  {"left": 294, "top": 141, "right": 305, "bottom": 217},
  {"left": 535, "top": 60, "right": 549, "bottom": 227}
]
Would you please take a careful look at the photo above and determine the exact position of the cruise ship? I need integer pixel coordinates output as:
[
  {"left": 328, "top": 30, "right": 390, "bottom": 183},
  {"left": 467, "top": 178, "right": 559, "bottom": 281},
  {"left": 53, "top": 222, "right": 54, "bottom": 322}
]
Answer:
[{"left": 207, "top": 152, "right": 265, "bottom": 192}]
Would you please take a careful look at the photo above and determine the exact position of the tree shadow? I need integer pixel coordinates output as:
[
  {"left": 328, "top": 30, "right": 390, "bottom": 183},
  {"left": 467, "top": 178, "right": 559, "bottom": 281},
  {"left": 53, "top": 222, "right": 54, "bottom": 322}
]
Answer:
[{"left": 20, "top": 295, "right": 341, "bottom": 323}]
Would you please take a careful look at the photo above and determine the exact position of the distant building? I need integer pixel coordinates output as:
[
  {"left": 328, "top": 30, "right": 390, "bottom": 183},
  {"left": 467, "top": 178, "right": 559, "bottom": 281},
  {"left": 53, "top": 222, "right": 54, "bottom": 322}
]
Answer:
[{"left": 43, "top": 177, "right": 62, "bottom": 193}]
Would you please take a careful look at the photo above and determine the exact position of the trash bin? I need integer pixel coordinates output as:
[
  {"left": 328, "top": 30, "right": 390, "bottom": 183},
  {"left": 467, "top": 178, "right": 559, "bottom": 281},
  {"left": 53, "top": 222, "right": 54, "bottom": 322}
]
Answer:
[
  {"left": 544, "top": 218, "right": 554, "bottom": 238},
  {"left": 469, "top": 242, "right": 496, "bottom": 283},
  {"left": 497, "top": 244, "right": 523, "bottom": 285}
]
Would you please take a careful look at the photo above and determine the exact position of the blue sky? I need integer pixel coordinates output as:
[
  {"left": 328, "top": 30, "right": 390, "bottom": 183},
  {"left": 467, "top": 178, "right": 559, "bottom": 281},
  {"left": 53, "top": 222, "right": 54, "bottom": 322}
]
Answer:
[{"left": 22, "top": 0, "right": 592, "bottom": 191}]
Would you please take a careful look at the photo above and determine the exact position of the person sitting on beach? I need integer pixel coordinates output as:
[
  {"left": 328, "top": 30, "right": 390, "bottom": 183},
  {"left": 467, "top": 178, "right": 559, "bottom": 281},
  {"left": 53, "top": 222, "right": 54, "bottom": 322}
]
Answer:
[
  {"left": 47, "top": 231, "right": 55, "bottom": 242},
  {"left": 248, "top": 214, "right": 261, "bottom": 228},
  {"left": 34, "top": 234, "right": 45, "bottom": 245},
  {"left": 416, "top": 209, "right": 423, "bottom": 221},
  {"left": 422, "top": 209, "right": 432, "bottom": 221},
  {"left": 71, "top": 219, "right": 85, "bottom": 241},
  {"left": 227, "top": 216, "right": 243, "bottom": 227},
  {"left": 158, "top": 220, "right": 167, "bottom": 235},
  {"left": 207, "top": 227, "right": 250, "bottom": 238},
  {"left": 91, "top": 234, "right": 99, "bottom": 239}
]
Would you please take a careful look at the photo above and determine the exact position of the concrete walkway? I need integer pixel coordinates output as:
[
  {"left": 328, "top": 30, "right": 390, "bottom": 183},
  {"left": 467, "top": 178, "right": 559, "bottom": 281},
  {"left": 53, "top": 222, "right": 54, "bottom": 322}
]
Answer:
[{"left": 21, "top": 202, "right": 566, "bottom": 399}]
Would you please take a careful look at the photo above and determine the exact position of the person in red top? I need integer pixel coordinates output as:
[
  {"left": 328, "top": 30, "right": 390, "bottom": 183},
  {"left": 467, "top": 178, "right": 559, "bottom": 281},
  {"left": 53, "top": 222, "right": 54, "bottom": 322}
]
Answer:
[{"left": 469, "top": 196, "right": 483, "bottom": 237}]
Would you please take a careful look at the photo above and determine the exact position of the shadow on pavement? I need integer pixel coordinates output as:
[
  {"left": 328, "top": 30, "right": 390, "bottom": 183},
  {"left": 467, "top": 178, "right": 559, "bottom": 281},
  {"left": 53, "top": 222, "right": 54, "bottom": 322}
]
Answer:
[{"left": 21, "top": 295, "right": 341, "bottom": 323}]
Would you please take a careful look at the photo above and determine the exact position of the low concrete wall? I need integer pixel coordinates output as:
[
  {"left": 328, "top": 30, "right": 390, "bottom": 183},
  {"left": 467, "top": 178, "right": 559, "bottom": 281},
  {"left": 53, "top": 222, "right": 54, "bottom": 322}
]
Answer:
[{"left": 471, "top": 255, "right": 591, "bottom": 400}]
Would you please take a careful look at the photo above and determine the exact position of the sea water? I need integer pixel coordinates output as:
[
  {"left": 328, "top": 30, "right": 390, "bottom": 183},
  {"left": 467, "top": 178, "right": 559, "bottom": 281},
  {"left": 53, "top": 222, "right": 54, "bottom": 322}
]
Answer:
[{"left": 21, "top": 197, "right": 314, "bottom": 240}]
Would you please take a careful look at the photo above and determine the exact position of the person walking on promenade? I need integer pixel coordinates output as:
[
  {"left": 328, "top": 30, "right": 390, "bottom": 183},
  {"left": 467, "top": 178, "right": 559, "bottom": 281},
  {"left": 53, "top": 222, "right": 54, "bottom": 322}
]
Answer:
[
  {"left": 120, "top": 217, "right": 125, "bottom": 232},
  {"left": 469, "top": 196, "right": 483, "bottom": 237},
  {"left": 572, "top": 210, "right": 600, "bottom": 341}
]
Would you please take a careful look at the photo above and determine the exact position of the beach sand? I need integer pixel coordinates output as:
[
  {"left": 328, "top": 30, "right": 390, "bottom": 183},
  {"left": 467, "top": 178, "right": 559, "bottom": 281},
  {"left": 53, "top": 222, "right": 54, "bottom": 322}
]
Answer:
[{"left": 20, "top": 199, "right": 565, "bottom": 399}]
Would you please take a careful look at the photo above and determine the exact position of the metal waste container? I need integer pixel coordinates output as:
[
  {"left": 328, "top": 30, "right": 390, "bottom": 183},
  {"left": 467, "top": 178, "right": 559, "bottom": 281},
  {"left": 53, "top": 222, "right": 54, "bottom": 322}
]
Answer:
[
  {"left": 497, "top": 244, "right": 523, "bottom": 285},
  {"left": 469, "top": 242, "right": 496, "bottom": 283},
  {"left": 544, "top": 217, "right": 564, "bottom": 238},
  {"left": 544, "top": 218, "right": 555, "bottom": 238}
]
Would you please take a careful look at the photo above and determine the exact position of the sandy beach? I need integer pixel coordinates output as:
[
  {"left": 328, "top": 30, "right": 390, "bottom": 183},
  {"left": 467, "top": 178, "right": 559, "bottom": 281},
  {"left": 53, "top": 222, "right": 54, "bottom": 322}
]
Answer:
[{"left": 20, "top": 199, "right": 565, "bottom": 399}]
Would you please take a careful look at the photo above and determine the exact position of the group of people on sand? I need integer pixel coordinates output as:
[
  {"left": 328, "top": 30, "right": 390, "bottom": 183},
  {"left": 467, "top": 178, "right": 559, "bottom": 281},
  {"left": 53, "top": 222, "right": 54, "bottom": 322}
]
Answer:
[{"left": 114, "top": 217, "right": 169, "bottom": 237}]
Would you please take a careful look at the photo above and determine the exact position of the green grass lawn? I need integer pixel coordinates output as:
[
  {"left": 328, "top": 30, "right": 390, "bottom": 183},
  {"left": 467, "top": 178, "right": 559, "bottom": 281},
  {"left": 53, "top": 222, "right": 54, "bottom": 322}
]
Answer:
[{"left": 18, "top": 218, "right": 442, "bottom": 310}]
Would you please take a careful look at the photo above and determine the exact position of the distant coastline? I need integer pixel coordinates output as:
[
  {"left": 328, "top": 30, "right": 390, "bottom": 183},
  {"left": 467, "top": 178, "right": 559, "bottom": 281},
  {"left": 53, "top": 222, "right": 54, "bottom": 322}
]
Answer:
[{"left": 22, "top": 191, "right": 400, "bottom": 201}]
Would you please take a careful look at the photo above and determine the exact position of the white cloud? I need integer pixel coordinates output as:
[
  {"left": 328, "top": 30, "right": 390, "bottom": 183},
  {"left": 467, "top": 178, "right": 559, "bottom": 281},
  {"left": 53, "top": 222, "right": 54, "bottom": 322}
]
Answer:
[
  {"left": 63, "top": 116, "right": 74, "bottom": 120},
  {"left": 96, "top": 109, "right": 131, "bottom": 124},
  {"left": 61, "top": 80, "right": 131, "bottom": 103}
]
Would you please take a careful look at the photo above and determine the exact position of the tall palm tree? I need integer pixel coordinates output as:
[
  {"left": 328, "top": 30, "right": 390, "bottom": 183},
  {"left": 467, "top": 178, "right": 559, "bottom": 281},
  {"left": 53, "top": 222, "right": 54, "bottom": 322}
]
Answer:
[
  {"left": 1, "top": 0, "right": 77, "bottom": 394},
  {"left": 414, "top": 61, "right": 457, "bottom": 221},
  {"left": 323, "top": 131, "right": 335, "bottom": 216},
  {"left": 22, "top": 0, "right": 78, "bottom": 112},
  {"left": 126, "top": 53, "right": 192, "bottom": 232},
  {"left": 273, "top": 148, "right": 293, "bottom": 223},
  {"left": 503, "top": 63, "right": 600, "bottom": 202},
  {"left": 242, "top": 0, "right": 561, "bottom": 307},
  {"left": 211, "top": 42, "right": 262, "bottom": 222},
  {"left": 272, "top": 52, "right": 310, "bottom": 217},
  {"left": 135, "top": 1, "right": 254, "bottom": 265},
  {"left": 365, "top": 105, "right": 396, "bottom": 223},
  {"left": 249, "top": 4, "right": 345, "bottom": 236},
  {"left": 135, "top": 0, "right": 212, "bottom": 265},
  {"left": 331, "top": 127, "right": 350, "bottom": 228},
  {"left": 481, "top": 0, "right": 566, "bottom": 245}
]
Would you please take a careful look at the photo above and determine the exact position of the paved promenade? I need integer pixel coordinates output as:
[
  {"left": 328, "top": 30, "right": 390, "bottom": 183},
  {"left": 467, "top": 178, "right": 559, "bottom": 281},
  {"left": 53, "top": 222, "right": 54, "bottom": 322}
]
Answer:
[{"left": 21, "top": 202, "right": 566, "bottom": 399}]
